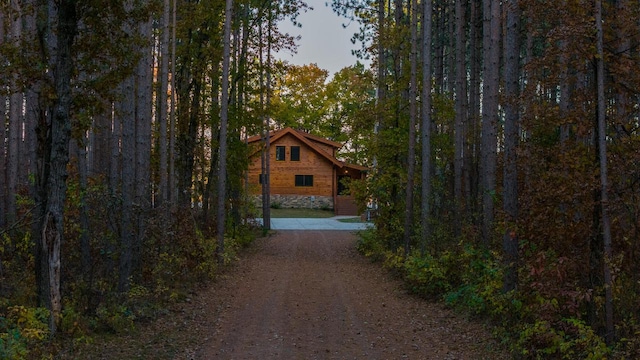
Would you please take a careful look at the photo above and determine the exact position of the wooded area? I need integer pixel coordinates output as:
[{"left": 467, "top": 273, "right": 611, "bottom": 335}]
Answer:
[{"left": 0, "top": 0, "right": 639, "bottom": 358}]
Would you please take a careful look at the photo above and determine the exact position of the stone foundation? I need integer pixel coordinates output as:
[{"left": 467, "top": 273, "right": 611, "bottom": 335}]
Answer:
[{"left": 253, "top": 194, "right": 333, "bottom": 210}]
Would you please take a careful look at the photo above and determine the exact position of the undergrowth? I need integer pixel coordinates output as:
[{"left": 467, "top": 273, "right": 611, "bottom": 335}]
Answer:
[
  {"left": 0, "top": 182, "right": 260, "bottom": 359},
  {"left": 356, "top": 227, "right": 634, "bottom": 359}
]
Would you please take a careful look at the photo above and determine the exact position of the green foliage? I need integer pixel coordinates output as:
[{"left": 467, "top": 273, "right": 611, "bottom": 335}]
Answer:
[
  {"left": 0, "top": 306, "right": 50, "bottom": 360},
  {"left": 355, "top": 228, "right": 387, "bottom": 262},
  {"left": 403, "top": 252, "right": 454, "bottom": 297},
  {"left": 94, "top": 304, "right": 135, "bottom": 334},
  {"left": 515, "top": 318, "right": 609, "bottom": 359},
  {"left": 270, "top": 201, "right": 282, "bottom": 209}
]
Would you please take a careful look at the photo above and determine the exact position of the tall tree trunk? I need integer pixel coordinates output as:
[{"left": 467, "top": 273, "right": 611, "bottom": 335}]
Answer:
[
  {"left": 421, "top": 0, "right": 433, "bottom": 251},
  {"left": 92, "top": 112, "right": 111, "bottom": 178},
  {"left": 258, "top": 17, "right": 271, "bottom": 230},
  {"left": 480, "top": 0, "right": 500, "bottom": 246},
  {"left": 134, "top": 12, "right": 153, "bottom": 272},
  {"left": 203, "top": 70, "right": 220, "bottom": 227},
  {"left": 453, "top": 0, "right": 467, "bottom": 234},
  {"left": 157, "top": 0, "right": 171, "bottom": 207},
  {"left": 0, "top": 1, "right": 5, "bottom": 229},
  {"left": 7, "top": 0, "right": 22, "bottom": 226},
  {"left": 110, "top": 105, "right": 121, "bottom": 194},
  {"left": 403, "top": 0, "right": 418, "bottom": 255},
  {"left": 72, "top": 137, "right": 91, "bottom": 281},
  {"left": 169, "top": 0, "right": 177, "bottom": 203},
  {"left": 467, "top": 0, "right": 481, "bottom": 216},
  {"left": 502, "top": 0, "right": 520, "bottom": 292},
  {"left": 377, "top": 0, "right": 386, "bottom": 128},
  {"left": 594, "top": 0, "right": 614, "bottom": 344},
  {"left": 36, "top": 0, "right": 77, "bottom": 334},
  {"left": 217, "top": 0, "right": 233, "bottom": 263},
  {"left": 117, "top": 9, "right": 137, "bottom": 291},
  {"left": 117, "top": 72, "right": 136, "bottom": 292}
]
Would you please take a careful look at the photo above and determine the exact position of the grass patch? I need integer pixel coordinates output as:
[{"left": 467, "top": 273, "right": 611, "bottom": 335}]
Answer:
[
  {"left": 337, "top": 217, "right": 366, "bottom": 223},
  {"left": 267, "top": 208, "right": 335, "bottom": 218}
]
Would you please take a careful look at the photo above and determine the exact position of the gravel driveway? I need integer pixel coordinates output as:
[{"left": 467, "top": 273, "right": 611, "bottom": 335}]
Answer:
[{"left": 197, "top": 230, "right": 507, "bottom": 359}]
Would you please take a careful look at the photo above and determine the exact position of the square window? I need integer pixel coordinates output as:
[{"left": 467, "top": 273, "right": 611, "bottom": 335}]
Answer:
[
  {"left": 295, "top": 175, "right": 313, "bottom": 187},
  {"left": 275, "top": 146, "right": 285, "bottom": 161},
  {"left": 290, "top": 146, "right": 300, "bottom": 161}
]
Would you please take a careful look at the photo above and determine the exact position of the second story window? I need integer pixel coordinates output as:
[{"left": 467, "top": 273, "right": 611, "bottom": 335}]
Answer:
[
  {"left": 290, "top": 146, "right": 300, "bottom": 161},
  {"left": 275, "top": 146, "right": 285, "bottom": 161}
]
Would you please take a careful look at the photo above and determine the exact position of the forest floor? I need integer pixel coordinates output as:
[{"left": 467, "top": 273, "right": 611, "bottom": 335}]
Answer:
[{"left": 60, "top": 230, "right": 509, "bottom": 359}]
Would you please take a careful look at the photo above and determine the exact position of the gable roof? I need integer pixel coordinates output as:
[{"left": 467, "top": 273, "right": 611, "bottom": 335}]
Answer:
[{"left": 247, "top": 127, "right": 367, "bottom": 171}]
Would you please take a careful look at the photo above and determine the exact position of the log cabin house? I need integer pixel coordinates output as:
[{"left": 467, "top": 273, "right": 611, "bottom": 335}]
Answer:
[{"left": 246, "top": 127, "right": 367, "bottom": 216}]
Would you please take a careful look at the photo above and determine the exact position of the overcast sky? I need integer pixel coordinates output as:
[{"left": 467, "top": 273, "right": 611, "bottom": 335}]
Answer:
[{"left": 276, "top": 0, "right": 368, "bottom": 78}]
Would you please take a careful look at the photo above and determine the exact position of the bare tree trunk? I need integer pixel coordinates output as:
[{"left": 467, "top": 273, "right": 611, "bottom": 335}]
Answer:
[
  {"left": 72, "top": 137, "right": 91, "bottom": 279},
  {"left": 110, "top": 105, "right": 121, "bottom": 193},
  {"left": 421, "top": 0, "right": 433, "bottom": 251},
  {"left": 135, "top": 12, "right": 153, "bottom": 272},
  {"left": 453, "top": 0, "right": 467, "bottom": 234},
  {"left": 502, "top": 0, "right": 520, "bottom": 292},
  {"left": 117, "top": 71, "right": 136, "bottom": 292},
  {"left": 594, "top": 0, "right": 614, "bottom": 344},
  {"left": 169, "top": 0, "right": 177, "bottom": 204},
  {"left": 0, "top": 2, "right": 4, "bottom": 230},
  {"left": 217, "top": 0, "right": 233, "bottom": 263},
  {"left": 480, "top": 0, "right": 500, "bottom": 246},
  {"left": 377, "top": 0, "right": 386, "bottom": 126},
  {"left": 157, "top": 0, "right": 171, "bottom": 207},
  {"left": 7, "top": 0, "right": 22, "bottom": 226},
  {"left": 403, "top": 0, "right": 418, "bottom": 255},
  {"left": 467, "top": 0, "right": 481, "bottom": 216},
  {"left": 36, "top": 0, "right": 77, "bottom": 334},
  {"left": 91, "top": 112, "right": 111, "bottom": 178}
]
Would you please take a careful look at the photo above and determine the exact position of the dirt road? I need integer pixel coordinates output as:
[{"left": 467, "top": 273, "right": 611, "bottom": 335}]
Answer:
[{"left": 197, "top": 230, "right": 507, "bottom": 359}]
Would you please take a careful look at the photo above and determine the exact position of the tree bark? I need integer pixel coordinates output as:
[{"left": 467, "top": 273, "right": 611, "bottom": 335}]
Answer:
[
  {"left": 403, "top": 0, "right": 418, "bottom": 255},
  {"left": 502, "top": 0, "right": 520, "bottom": 292},
  {"left": 480, "top": 0, "right": 500, "bottom": 246},
  {"left": 36, "top": 0, "right": 77, "bottom": 334},
  {"left": 135, "top": 11, "right": 153, "bottom": 272},
  {"left": 217, "top": 0, "right": 233, "bottom": 263},
  {"left": 594, "top": 0, "right": 614, "bottom": 344},
  {"left": 260, "top": 9, "right": 272, "bottom": 231},
  {"left": 0, "top": 2, "right": 4, "bottom": 230},
  {"left": 169, "top": 0, "right": 177, "bottom": 203},
  {"left": 7, "top": 0, "right": 23, "bottom": 226},
  {"left": 453, "top": 0, "right": 467, "bottom": 234},
  {"left": 421, "top": 0, "right": 433, "bottom": 251},
  {"left": 157, "top": 0, "right": 171, "bottom": 207},
  {"left": 117, "top": 72, "right": 136, "bottom": 292}
]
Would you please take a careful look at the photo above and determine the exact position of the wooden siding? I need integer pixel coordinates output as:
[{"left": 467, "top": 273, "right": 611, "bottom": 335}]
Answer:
[{"left": 248, "top": 133, "right": 334, "bottom": 197}]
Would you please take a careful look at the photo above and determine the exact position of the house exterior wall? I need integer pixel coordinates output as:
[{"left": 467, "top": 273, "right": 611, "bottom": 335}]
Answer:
[
  {"left": 252, "top": 194, "right": 333, "bottom": 210},
  {"left": 247, "top": 133, "right": 334, "bottom": 198}
]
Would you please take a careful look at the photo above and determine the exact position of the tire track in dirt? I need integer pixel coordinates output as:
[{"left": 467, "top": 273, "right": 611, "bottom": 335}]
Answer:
[{"left": 197, "top": 230, "right": 507, "bottom": 359}]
